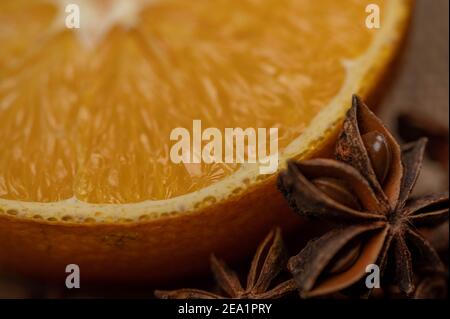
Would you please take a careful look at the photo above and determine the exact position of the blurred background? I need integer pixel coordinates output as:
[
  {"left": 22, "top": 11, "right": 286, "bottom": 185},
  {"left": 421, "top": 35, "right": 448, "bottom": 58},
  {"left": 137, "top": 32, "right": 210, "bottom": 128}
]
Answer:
[{"left": 0, "top": 0, "right": 448, "bottom": 298}]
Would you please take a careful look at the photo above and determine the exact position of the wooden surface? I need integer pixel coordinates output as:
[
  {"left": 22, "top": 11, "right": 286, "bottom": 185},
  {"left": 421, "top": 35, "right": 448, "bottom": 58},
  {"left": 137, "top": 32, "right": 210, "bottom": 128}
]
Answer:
[{"left": 379, "top": 0, "right": 449, "bottom": 195}]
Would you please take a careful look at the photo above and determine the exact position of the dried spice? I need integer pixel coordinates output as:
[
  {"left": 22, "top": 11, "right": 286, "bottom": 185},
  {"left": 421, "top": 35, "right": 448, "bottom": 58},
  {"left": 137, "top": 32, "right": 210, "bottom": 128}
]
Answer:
[
  {"left": 154, "top": 228, "right": 296, "bottom": 299},
  {"left": 277, "top": 95, "right": 449, "bottom": 298},
  {"left": 413, "top": 270, "right": 448, "bottom": 299},
  {"left": 420, "top": 221, "right": 449, "bottom": 264}
]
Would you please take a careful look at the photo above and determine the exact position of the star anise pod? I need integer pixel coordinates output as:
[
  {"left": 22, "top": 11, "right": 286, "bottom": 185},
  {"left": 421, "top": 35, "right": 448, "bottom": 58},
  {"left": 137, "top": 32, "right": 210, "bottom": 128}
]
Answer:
[
  {"left": 277, "top": 95, "right": 449, "bottom": 298},
  {"left": 154, "top": 228, "right": 296, "bottom": 299},
  {"left": 420, "top": 221, "right": 449, "bottom": 265},
  {"left": 413, "top": 269, "right": 448, "bottom": 299}
]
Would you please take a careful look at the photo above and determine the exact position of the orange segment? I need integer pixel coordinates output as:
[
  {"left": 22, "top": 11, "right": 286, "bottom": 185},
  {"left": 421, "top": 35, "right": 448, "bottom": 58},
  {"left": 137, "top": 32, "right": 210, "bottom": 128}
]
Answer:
[{"left": 2, "top": 0, "right": 387, "bottom": 204}]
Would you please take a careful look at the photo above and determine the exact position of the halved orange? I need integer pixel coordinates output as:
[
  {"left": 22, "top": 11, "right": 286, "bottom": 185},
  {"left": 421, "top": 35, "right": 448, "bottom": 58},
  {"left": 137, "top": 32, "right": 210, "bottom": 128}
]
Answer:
[{"left": 0, "top": 0, "right": 411, "bottom": 282}]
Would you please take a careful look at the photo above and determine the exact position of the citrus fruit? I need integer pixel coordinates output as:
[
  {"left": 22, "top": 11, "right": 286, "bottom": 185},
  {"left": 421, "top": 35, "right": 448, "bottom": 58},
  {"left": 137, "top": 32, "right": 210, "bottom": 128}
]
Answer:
[{"left": 0, "top": 0, "right": 411, "bottom": 282}]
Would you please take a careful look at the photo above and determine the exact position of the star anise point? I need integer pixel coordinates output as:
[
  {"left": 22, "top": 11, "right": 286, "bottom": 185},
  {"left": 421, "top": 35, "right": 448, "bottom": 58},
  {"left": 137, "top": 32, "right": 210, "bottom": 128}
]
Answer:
[{"left": 154, "top": 227, "right": 296, "bottom": 299}]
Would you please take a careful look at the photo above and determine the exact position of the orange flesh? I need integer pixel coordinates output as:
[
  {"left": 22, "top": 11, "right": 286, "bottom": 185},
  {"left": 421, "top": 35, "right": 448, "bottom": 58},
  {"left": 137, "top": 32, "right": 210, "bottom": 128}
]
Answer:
[{"left": 0, "top": 0, "right": 385, "bottom": 203}]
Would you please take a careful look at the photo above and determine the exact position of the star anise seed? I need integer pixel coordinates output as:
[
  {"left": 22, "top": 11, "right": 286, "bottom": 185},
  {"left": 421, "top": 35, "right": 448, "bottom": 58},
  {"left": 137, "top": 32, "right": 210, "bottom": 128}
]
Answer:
[
  {"left": 154, "top": 228, "right": 296, "bottom": 299},
  {"left": 277, "top": 95, "right": 449, "bottom": 298},
  {"left": 361, "top": 130, "right": 392, "bottom": 184}
]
